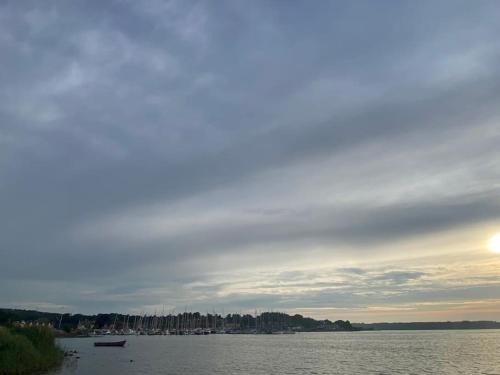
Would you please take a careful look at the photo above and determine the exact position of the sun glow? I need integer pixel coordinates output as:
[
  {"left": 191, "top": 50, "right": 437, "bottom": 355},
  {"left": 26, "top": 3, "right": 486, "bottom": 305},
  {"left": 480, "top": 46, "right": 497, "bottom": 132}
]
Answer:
[{"left": 488, "top": 234, "right": 500, "bottom": 254}]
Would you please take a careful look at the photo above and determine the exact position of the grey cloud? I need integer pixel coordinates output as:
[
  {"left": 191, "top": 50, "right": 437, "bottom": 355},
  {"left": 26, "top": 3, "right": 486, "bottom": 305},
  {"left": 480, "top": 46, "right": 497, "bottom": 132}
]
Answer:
[
  {"left": 338, "top": 268, "right": 366, "bottom": 275},
  {"left": 374, "top": 271, "right": 427, "bottom": 284},
  {"left": 65, "top": 190, "right": 500, "bottom": 270}
]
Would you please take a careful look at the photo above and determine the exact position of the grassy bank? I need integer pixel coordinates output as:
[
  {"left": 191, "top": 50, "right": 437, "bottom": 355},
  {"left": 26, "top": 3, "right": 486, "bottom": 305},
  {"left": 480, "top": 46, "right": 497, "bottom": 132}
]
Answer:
[{"left": 0, "top": 326, "right": 63, "bottom": 375}]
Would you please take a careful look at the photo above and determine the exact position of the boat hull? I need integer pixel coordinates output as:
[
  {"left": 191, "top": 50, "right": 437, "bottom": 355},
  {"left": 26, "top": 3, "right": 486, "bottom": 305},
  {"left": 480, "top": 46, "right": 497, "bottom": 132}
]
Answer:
[{"left": 94, "top": 340, "right": 126, "bottom": 347}]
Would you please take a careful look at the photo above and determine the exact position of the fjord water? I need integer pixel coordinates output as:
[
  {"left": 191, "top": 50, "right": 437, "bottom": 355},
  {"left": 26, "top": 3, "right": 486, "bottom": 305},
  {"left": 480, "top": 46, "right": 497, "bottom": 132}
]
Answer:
[{"left": 52, "top": 330, "right": 500, "bottom": 375}]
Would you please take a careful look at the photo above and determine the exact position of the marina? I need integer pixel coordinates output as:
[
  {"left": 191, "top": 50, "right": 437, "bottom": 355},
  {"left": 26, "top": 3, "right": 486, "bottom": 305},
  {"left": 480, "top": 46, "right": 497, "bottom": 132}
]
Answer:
[{"left": 74, "top": 311, "right": 337, "bottom": 337}]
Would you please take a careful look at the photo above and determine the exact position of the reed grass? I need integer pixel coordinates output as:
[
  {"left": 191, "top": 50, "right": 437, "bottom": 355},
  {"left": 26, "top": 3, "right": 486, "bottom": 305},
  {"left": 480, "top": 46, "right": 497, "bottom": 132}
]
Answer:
[{"left": 0, "top": 326, "right": 63, "bottom": 374}]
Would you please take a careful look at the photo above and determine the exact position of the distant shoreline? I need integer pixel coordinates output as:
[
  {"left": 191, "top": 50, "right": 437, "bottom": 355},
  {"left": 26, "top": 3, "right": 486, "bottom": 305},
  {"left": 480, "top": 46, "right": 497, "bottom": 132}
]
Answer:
[
  {"left": 353, "top": 321, "right": 500, "bottom": 330},
  {"left": 0, "top": 308, "right": 356, "bottom": 335},
  {"left": 3, "top": 308, "right": 500, "bottom": 333}
]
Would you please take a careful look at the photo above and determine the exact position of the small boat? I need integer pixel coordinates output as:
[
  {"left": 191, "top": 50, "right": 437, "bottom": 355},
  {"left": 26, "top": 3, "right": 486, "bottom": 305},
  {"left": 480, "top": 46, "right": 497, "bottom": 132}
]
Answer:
[{"left": 94, "top": 340, "right": 126, "bottom": 347}]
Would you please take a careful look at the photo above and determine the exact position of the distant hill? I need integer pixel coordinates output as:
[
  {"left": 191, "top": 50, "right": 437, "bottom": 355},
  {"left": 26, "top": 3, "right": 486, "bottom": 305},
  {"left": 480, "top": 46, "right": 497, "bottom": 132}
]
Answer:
[{"left": 353, "top": 321, "right": 500, "bottom": 330}]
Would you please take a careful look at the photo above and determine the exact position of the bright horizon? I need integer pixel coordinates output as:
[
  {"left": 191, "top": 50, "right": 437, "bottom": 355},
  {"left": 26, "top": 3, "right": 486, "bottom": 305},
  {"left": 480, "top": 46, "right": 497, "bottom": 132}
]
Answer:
[{"left": 1, "top": 1, "right": 500, "bottom": 323}]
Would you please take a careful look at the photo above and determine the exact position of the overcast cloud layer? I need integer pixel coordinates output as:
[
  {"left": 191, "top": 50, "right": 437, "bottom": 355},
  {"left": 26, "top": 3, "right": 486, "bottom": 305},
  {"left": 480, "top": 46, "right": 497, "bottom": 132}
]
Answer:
[{"left": 1, "top": 1, "right": 500, "bottom": 322}]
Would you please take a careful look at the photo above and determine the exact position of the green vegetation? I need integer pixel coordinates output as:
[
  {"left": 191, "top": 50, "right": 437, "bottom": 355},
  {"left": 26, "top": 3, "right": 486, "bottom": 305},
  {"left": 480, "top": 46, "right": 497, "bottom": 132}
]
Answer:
[{"left": 0, "top": 325, "right": 63, "bottom": 375}]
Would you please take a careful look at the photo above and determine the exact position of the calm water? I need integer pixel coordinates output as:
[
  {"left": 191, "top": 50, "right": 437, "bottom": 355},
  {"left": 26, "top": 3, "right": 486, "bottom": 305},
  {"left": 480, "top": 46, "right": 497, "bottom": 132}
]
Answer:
[{"left": 50, "top": 330, "right": 500, "bottom": 375}]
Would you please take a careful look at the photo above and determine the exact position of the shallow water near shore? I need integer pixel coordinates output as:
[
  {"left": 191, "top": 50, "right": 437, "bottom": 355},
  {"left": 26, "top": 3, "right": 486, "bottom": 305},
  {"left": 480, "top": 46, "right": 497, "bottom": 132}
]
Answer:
[{"left": 49, "top": 330, "right": 500, "bottom": 375}]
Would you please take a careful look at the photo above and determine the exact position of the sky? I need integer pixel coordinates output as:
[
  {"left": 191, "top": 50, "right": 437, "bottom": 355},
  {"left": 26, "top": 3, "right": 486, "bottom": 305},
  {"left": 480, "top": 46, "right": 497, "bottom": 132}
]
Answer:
[{"left": 1, "top": 1, "right": 500, "bottom": 323}]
